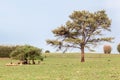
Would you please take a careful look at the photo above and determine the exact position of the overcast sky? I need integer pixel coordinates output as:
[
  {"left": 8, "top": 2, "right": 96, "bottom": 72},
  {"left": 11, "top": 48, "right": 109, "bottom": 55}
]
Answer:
[{"left": 0, "top": 0, "right": 120, "bottom": 53}]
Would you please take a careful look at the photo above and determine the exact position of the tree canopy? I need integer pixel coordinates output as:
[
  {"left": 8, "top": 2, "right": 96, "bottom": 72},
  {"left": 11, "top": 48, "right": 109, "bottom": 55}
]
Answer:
[{"left": 46, "top": 10, "right": 114, "bottom": 62}]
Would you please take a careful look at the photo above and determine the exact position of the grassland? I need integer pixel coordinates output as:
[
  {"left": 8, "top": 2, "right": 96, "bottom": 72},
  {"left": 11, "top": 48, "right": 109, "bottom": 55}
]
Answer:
[{"left": 0, "top": 53, "right": 120, "bottom": 80}]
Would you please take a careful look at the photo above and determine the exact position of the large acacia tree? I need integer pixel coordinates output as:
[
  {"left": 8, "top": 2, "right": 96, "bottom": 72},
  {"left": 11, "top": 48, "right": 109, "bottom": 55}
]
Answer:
[{"left": 46, "top": 10, "right": 114, "bottom": 62}]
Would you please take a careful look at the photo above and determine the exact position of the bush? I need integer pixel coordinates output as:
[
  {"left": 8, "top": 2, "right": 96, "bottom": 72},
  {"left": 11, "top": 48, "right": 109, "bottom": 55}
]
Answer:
[
  {"left": 45, "top": 50, "right": 50, "bottom": 53},
  {"left": 103, "top": 45, "right": 112, "bottom": 54},
  {"left": 10, "top": 45, "right": 43, "bottom": 64},
  {"left": 117, "top": 43, "right": 120, "bottom": 53}
]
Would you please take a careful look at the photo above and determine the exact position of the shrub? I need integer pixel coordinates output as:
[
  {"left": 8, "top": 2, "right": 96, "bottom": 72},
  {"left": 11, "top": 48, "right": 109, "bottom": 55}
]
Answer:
[
  {"left": 10, "top": 45, "right": 43, "bottom": 64},
  {"left": 103, "top": 45, "right": 112, "bottom": 54},
  {"left": 45, "top": 50, "right": 50, "bottom": 53},
  {"left": 117, "top": 43, "right": 120, "bottom": 53}
]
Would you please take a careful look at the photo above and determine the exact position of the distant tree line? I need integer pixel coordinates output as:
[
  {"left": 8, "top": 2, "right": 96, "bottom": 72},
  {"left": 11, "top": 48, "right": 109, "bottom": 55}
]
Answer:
[{"left": 0, "top": 45, "right": 19, "bottom": 57}]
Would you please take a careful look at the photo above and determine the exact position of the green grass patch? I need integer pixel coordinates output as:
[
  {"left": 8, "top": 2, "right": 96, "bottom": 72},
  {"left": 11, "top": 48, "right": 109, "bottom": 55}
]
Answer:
[{"left": 0, "top": 53, "right": 120, "bottom": 80}]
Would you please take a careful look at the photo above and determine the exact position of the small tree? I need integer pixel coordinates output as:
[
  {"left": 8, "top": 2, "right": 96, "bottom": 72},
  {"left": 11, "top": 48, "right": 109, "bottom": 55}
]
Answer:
[
  {"left": 103, "top": 45, "right": 112, "bottom": 54},
  {"left": 10, "top": 45, "right": 42, "bottom": 64},
  {"left": 45, "top": 50, "right": 50, "bottom": 53},
  {"left": 117, "top": 43, "right": 120, "bottom": 53},
  {"left": 46, "top": 10, "right": 114, "bottom": 62}
]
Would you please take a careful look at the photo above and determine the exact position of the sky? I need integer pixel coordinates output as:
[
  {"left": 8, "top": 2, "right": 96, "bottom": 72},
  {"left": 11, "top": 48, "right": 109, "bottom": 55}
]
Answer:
[{"left": 0, "top": 0, "right": 120, "bottom": 53}]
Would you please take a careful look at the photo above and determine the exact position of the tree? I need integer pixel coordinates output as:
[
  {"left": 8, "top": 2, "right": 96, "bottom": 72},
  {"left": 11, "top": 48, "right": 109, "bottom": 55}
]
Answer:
[
  {"left": 46, "top": 10, "right": 114, "bottom": 62},
  {"left": 117, "top": 43, "right": 120, "bottom": 53},
  {"left": 10, "top": 45, "right": 42, "bottom": 64},
  {"left": 103, "top": 45, "right": 112, "bottom": 54},
  {"left": 45, "top": 50, "right": 50, "bottom": 53}
]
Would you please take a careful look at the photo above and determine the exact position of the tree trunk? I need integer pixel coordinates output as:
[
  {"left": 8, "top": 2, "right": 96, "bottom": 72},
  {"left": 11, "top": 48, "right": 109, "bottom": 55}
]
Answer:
[
  {"left": 32, "top": 59, "right": 35, "bottom": 64},
  {"left": 81, "top": 45, "right": 85, "bottom": 62}
]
